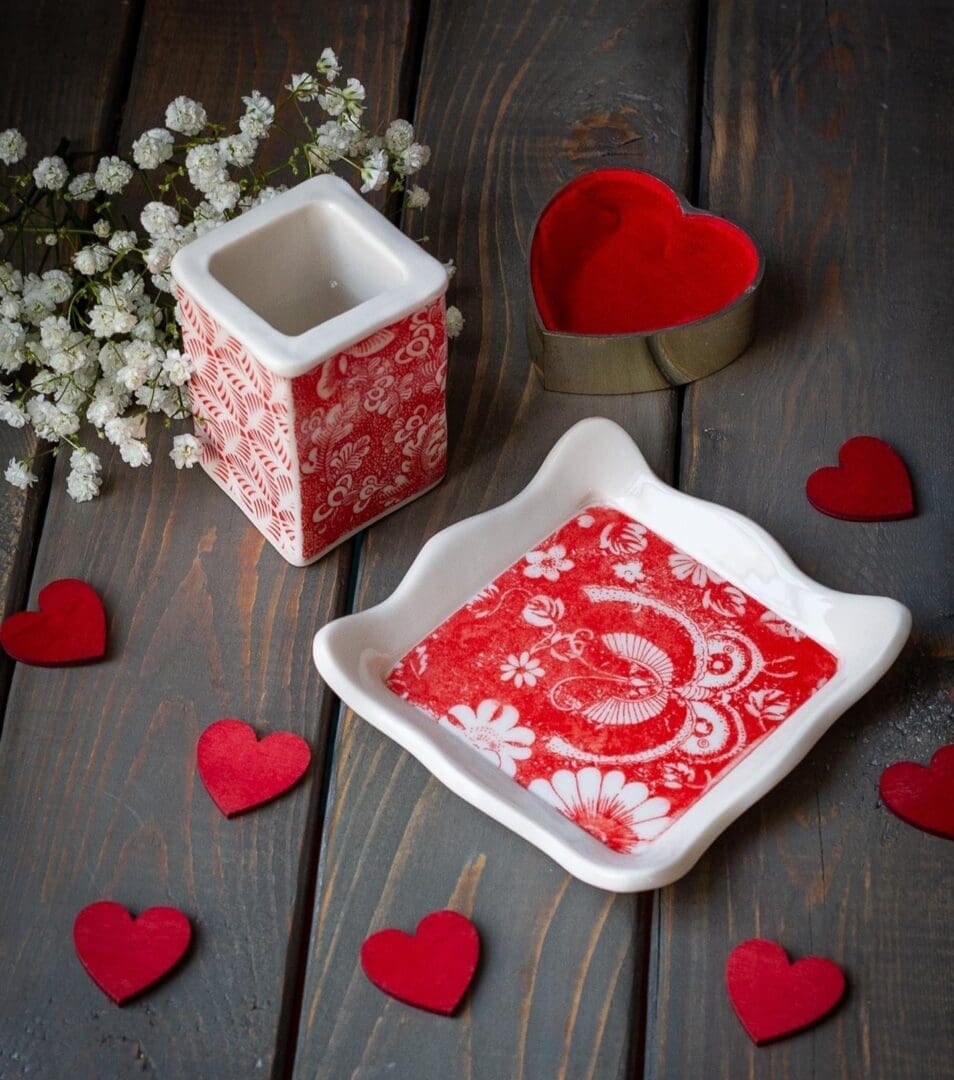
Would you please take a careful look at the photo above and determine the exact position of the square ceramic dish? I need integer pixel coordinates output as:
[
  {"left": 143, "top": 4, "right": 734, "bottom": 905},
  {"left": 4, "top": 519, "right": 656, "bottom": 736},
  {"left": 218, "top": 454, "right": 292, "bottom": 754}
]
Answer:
[{"left": 313, "top": 418, "right": 910, "bottom": 891}]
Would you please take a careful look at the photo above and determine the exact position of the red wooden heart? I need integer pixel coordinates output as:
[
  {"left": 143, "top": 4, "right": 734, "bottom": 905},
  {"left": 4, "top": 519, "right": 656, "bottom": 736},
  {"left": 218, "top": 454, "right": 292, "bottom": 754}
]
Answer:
[
  {"left": 0, "top": 578, "right": 106, "bottom": 665},
  {"left": 806, "top": 436, "right": 914, "bottom": 522},
  {"left": 196, "top": 718, "right": 311, "bottom": 817},
  {"left": 360, "top": 910, "right": 480, "bottom": 1015},
  {"left": 530, "top": 169, "right": 760, "bottom": 335},
  {"left": 880, "top": 744, "right": 954, "bottom": 839},
  {"left": 726, "top": 939, "right": 846, "bottom": 1044},
  {"left": 73, "top": 901, "right": 191, "bottom": 1005}
]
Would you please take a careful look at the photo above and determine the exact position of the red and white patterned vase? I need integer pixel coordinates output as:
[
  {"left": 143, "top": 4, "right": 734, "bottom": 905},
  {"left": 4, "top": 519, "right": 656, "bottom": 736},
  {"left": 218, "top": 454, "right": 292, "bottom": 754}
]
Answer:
[{"left": 171, "top": 176, "right": 449, "bottom": 565}]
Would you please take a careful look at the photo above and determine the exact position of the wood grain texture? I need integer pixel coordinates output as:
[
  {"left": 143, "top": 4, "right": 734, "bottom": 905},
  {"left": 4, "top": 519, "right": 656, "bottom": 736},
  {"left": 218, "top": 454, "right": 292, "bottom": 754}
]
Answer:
[
  {"left": 646, "top": 2, "right": 954, "bottom": 1077},
  {"left": 292, "top": 2, "right": 700, "bottom": 1076},
  {"left": 0, "top": 2, "right": 419, "bottom": 1077},
  {"left": 0, "top": 0, "right": 140, "bottom": 721}
]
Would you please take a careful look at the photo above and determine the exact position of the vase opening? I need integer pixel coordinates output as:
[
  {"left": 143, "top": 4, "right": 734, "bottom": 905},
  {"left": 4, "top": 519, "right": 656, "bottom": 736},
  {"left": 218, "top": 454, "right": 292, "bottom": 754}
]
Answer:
[{"left": 208, "top": 200, "right": 408, "bottom": 338}]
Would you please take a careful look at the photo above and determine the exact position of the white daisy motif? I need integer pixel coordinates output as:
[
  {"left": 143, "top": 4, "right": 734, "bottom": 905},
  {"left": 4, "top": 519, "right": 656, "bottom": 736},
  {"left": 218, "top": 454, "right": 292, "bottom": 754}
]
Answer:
[
  {"left": 528, "top": 767, "right": 672, "bottom": 852},
  {"left": 500, "top": 651, "right": 545, "bottom": 688},
  {"left": 523, "top": 544, "right": 574, "bottom": 582},
  {"left": 440, "top": 699, "right": 535, "bottom": 777},
  {"left": 668, "top": 551, "right": 724, "bottom": 588}
]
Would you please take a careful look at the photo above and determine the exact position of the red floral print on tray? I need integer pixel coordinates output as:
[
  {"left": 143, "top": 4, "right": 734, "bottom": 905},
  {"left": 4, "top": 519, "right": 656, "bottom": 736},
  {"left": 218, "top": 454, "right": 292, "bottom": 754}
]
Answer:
[
  {"left": 178, "top": 288, "right": 448, "bottom": 563},
  {"left": 387, "top": 505, "right": 838, "bottom": 853}
]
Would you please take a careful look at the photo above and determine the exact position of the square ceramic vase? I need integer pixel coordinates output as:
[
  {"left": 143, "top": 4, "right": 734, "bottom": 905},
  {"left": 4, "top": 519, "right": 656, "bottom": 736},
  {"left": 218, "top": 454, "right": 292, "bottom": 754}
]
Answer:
[{"left": 171, "top": 176, "right": 449, "bottom": 565}]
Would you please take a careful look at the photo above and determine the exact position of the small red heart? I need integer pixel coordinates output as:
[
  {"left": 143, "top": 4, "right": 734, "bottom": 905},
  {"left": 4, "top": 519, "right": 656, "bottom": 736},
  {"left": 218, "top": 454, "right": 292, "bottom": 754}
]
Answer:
[
  {"left": 726, "top": 939, "right": 846, "bottom": 1044},
  {"left": 806, "top": 436, "right": 914, "bottom": 522},
  {"left": 73, "top": 901, "right": 191, "bottom": 1005},
  {"left": 880, "top": 744, "right": 954, "bottom": 839},
  {"left": 196, "top": 718, "right": 311, "bottom": 817},
  {"left": 360, "top": 910, "right": 480, "bottom": 1015},
  {"left": 0, "top": 578, "right": 106, "bottom": 665}
]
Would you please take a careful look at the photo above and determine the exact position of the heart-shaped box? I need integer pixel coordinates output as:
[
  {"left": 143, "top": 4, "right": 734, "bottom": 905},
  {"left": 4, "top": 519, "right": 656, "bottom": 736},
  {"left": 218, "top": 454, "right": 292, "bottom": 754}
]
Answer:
[{"left": 528, "top": 169, "right": 764, "bottom": 394}]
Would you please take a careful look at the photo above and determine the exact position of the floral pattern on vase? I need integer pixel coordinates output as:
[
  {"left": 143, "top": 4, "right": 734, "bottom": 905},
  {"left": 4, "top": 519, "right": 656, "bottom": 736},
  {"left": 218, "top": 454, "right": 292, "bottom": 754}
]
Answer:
[
  {"left": 387, "top": 505, "right": 838, "bottom": 853},
  {"left": 177, "top": 289, "right": 448, "bottom": 563}
]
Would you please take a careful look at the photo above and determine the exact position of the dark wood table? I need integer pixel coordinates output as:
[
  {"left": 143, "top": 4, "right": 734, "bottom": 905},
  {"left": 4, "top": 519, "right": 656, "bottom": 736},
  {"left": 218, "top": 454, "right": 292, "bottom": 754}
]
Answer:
[{"left": 1, "top": 2, "right": 951, "bottom": 1076}]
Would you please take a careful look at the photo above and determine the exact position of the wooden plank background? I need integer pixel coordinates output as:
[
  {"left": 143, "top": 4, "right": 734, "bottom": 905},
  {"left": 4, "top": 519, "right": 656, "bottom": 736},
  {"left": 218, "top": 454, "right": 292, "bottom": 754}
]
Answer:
[
  {"left": 0, "top": 1, "right": 950, "bottom": 1078},
  {"left": 646, "top": 2, "right": 954, "bottom": 1078},
  {"left": 0, "top": 2, "right": 417, "bottom": 1077},
  {"left": 0, "top": 0, "right": 141, "bottom": 725}
]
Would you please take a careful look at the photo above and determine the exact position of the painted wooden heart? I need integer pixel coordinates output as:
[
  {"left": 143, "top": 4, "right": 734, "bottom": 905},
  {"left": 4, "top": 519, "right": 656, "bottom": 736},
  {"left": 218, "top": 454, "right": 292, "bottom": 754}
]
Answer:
[
  {"left": 73, "top": 901, "right": 191, "bottom": 1005},
  {"left": 880, "top": 744, "right": 954, "bottom": 839},
  {"left": 196, "top": 718, "right": 311, "bottom": 817},
  {"left": 360, "top": 910, "right": 480, "bottom": 1015},
  {"left": 726, "top": 938, "right": 846, "bottom": 1044},
  {"left": 0, "top": 578, "right": 106, "bottom": 665},
  {"left": 530, "top": 169, "right": 761, "bottom": 336},
  {"left": 806, "top": 436, "right": 914, "bottom": 521}
]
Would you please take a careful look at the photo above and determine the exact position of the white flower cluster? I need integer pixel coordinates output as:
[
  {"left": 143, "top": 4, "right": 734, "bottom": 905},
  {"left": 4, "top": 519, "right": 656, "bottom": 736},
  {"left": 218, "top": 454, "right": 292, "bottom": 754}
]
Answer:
[{"left": 0, "top": 48, "right": 454, "bottom": 502}]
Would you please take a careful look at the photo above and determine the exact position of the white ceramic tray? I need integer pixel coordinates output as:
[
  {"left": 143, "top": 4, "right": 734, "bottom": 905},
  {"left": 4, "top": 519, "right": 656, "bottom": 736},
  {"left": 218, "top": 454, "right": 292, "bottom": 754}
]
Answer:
[{"left": 313, "top": 418, "right": 910, "bottom": 891}]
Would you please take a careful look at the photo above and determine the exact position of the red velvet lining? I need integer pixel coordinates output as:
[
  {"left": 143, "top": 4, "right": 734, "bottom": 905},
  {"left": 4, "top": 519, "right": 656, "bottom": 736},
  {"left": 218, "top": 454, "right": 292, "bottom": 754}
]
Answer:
[{"left": 530, "top": 169, "right": 760, "bottom": 335}]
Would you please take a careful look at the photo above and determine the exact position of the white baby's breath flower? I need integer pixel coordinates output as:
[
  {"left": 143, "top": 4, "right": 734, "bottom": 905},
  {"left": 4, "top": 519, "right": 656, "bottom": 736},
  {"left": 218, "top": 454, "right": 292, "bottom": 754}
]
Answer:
[
  {"left": 0, "top": 129, "right": 27, "bottom": 165},
  {"left": 131, "top": 127, "right": 175, "bottom": 170},
  {"left": 94, "top": 155, "right": 133, "bottom": 194},
  {"left": 170, "top": 433, "right": 200, "bottom": 469},
  {"left": 162, "top": 348, "right": 193, "bottom": 386},
  {"left": 92, "top": 219, "right": 111, "bottom": 238},
  {"left": 67, "top": 172, "right": 97, "bottom": 201},
  {"left": 359, "top": 148, "right": 388, "bottom": 193},
  {"left": 86, "top": 388, "right": 120, "bottom": 428},
  {"left": 165, "top": 95, "right": 207, "bottom": 136},
  {"left": 41, "top": 269, "right": 72, "bottom": 305},
  {"left": 319, "top": 77, "right": 365, "bottom": 118},
  {"left": 88, "top": 302, "right": 136, "bottom": 339},
  {"left": 73, "top": 244, "right": 112, "bottom": 275},
  {"left": 118, "top": 438, "right": 152, "bottom": 468},
  {"left": 66, "top": 449, "right": 102, "bottom": 502},
  {"left": 185, "top": 143, "right": 226, "bottom": 194},
  {"left": 317, "top": 47, "right": 340, "bottom": 81},
  {"left": 192, "top": 210, "right": 224, "bottom": 237},
  {"left": 239, "top": 91, "right": 275, "bottom": 139},
  {"left": 446, "top": 305, "right": 464, "bottom": 338},
  {"left": 406, "top": 184, "right": 429, "bottom": 210},
  {"left": 4, "top": 457, "right": 37, "bottom": 490},
  {"left": 0, "top": 263, "right": 23, "bottom": 299},
  {"left": 286, "top": 73, "right": 320, "bottom": 101},
  {"left": 315, "top": 120, "right": 353, "bottom": 154},
  {"left": 395, "top": 142, "right": 430, "bottom": 176},
  {"left": 108, "top": 230, "right": 137, "bottom": 254},
  {"left": 385, "top": 119, "right": 415, "bottom": 153},
  {"left": 0, "top": 398, "right": 27, "bottom": 428},
  {"left": 207, "top": 179, "right": 240, "bottom": 213},
  {"left": 33, "top": 156, "right": 69, "bottom": 191},
  {"left": 0, "top": 318, "right": 27, "bottom": 373},
  {"left": 140, "top": 200, "right": 179, "bottom": 237},
  {"left": 218, "top": 132, "right": 257, "bottom": 168}
]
